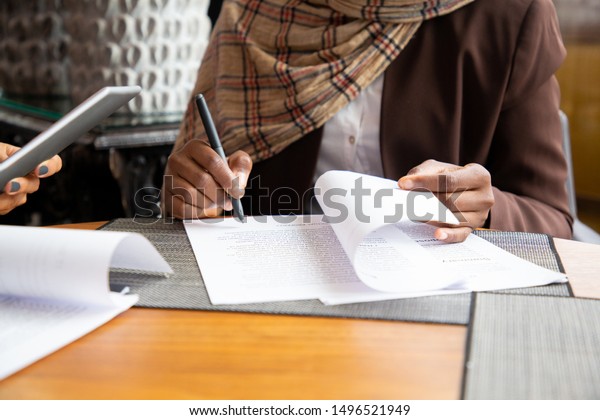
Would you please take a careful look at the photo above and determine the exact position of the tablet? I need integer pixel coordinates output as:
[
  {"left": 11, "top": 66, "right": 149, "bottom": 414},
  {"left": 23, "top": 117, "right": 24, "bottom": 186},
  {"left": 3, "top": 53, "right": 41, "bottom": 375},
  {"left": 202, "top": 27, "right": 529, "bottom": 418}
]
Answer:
[{"left": 0, "top": 86, "right": 142, "bottom": 189}]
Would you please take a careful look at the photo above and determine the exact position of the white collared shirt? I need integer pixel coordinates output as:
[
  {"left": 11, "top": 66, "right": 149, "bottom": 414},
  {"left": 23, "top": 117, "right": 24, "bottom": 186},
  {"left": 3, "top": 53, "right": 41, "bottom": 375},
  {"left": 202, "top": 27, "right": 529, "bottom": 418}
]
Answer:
[{"left": 314, "top": 74, "right": 385, "bottom": 181}]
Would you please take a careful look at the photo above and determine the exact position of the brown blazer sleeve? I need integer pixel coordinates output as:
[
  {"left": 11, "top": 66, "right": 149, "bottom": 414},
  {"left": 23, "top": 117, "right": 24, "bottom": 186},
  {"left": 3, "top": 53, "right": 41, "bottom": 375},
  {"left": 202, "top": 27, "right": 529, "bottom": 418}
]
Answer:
[{"left": 486, "top": 0, "right": 572, "bottom": 238}]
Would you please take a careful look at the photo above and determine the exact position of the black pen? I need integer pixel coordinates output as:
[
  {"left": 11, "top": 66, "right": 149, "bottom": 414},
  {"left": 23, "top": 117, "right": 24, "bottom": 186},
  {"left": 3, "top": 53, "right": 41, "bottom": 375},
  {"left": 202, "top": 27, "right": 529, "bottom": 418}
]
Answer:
[{"left": 194, "top": 94, "right": 245, "bottom": 222}]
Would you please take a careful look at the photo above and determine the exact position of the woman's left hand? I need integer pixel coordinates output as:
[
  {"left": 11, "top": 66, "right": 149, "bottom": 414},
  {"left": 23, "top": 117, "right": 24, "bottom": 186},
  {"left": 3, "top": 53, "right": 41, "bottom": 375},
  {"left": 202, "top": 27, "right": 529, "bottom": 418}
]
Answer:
[{"left": 398, "top": 159, "right": 495, "bottom": 243}]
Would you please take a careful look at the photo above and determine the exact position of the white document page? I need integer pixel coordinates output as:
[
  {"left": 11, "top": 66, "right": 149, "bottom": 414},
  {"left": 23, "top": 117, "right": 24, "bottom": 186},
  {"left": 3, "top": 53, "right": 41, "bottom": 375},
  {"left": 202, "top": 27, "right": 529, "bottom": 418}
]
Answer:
[
  {"left": 0, "top": 293, "right": 136, "bottom": 381},
  {"left": 0, "top": 226, "right": 172, "bottom": 380},
  {"left": 321, "top": 222, "right": 566, "bottom": 305},
  {"left": 398, "top": 222, "right": 566, "bottom": 291},
  {"left": 185, "top": 171, "right": 566, "bottom": 306},
  {"left": 0, "top": 226, "right": 172, "bottom": 306},
  {"left": 314, "top": 170, "right": 459, "bottom": 258},
  {"left": 315, "top": 170, "right": 461, "bottom": 292},
  {"left": 185, "top": 215, "right": 366, "bottom": 305},
  {"left": 186, "top": 216, "right": 466, "bottom": 305}
]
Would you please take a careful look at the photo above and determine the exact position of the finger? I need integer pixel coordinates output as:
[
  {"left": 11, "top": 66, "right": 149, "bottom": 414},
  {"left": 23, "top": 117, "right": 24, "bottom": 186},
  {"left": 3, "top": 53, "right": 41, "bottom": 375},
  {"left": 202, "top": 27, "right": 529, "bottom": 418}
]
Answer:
[
  {"left": 178, "top": 164, "right": 232, "bottom": 211},
  {"left": 36, "top": 155, "right": 62, "bottom": 178},
  {"left": 434, "top": 226, "right": 474, "bottom": 243},
  {"left": 163, "top": 189, "right": 200, "bottom": 219},
  {"left": 164, "top": 176, "right": 223, "bottom": 212},
  {"left": 185, "top": 141, "right": 239, "bottom": 194},
  {"left": 227, "top": 150, "right": 252, "bottom": 198},
  {"left": 0, "top": 193, "right": 27, "bottom": 215},
  {"left": 3, "top": 180, "right": 22, "bottom": 195},
  {"left": 439, "top": 189, "right": 495, "bottom": 214},
  {"left": 167, "top": 147, "right": 230, "bottom": 210},
  {"left": 168, "top": 193, "right": 222, "bottom": 220},
  {"left": 400, "top": 164, "right": 489, "bottom": 193},
  {"left": 168, "top": 194, "right": 205, "bottom": 219},
  {"left": 400, "top": 160, "right": 461, "bottom": 190},
  {"left": 427, "top": 210, "right": 488, "bottom": 229},
  {"left": 404, "top": 159, "right": 459, "bottom": 177},
  {"left": 4, "top": 175, "right": 40, "bottom": 195},
  {"left": 0, "top": 143, "right": 21, "bottom": 160}
]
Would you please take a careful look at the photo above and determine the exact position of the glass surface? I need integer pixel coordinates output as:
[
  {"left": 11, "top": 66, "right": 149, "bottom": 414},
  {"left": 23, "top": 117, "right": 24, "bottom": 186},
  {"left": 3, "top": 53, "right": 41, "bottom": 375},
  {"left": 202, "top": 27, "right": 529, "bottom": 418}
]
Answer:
[
  {"left": 0, "top": 91, "right": 184, "bottom": 129},
  {"left": 0, "top": 94, "right": 67, "bottom": 121}
]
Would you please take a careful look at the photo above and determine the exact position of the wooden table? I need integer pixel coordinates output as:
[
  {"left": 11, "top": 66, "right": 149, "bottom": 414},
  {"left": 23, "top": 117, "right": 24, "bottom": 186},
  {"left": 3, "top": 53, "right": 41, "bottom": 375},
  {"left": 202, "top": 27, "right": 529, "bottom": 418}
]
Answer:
[{"left": 1, "top": 224, "right": 598, "bottom": 399}]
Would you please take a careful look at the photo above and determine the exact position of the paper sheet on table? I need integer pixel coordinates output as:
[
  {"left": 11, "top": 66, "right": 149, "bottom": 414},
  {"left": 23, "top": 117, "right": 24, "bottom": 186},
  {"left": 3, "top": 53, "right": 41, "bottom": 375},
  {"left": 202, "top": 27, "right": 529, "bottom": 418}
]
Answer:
[
  {"left": 184, "top": 171, "right": 566, "bottom": 306},
  {"left": 185, "top": 215, "right": 363, "bottom": 304},
  {"left": 320, "top": 221, "right": 566, "bottom": 304},
  {"left": 0, "top": 226, "right": 172, "bottom": 380},
  {"left": 314, "top": 170, "right": 461, "bottom": 292}
]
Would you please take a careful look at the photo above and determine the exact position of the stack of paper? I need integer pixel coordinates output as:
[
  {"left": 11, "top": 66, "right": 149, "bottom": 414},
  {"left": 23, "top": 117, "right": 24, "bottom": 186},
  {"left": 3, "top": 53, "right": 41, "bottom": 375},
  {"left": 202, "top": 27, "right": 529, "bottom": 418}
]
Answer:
[{"left": 0, "top": 227, "right": 172, "bottom": 380}]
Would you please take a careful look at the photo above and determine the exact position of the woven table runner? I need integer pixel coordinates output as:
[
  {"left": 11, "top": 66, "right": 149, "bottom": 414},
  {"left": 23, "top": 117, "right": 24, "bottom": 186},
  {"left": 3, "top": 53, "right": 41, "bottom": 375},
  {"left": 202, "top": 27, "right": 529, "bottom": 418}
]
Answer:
[
  {"left": 103, "top": 218, "right": 569, "bottom": 325},
  {"left": 463, "top": 293, "right": 600, "bottom": 399}
]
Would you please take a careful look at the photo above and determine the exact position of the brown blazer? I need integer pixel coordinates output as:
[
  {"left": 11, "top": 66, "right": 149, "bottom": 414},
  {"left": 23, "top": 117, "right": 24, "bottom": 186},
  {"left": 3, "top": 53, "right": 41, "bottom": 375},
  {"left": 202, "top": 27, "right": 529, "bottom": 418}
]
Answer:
[{"left": 242, "top": 0, "right": 573, "bottom": 239}]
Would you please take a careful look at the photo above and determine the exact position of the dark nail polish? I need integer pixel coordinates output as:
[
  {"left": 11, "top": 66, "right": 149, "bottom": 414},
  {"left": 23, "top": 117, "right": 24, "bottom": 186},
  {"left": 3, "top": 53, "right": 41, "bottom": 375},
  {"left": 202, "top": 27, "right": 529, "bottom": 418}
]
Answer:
[
  {"left": 10, "top": 181, "right": 20, "bottom": 192},
  {"left": 38, "top": 165, "right": 49, "bottom": 176}
]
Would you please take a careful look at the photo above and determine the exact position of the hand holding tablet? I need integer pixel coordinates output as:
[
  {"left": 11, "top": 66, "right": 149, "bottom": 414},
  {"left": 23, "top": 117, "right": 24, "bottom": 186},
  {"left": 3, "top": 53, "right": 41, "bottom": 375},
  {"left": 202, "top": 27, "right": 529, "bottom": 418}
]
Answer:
[
  {"left": 0, "top": 143, "right": 63, "bottom": 215},
  {"left": 0, "top": 86, "right": 141, "bottom": 215}
]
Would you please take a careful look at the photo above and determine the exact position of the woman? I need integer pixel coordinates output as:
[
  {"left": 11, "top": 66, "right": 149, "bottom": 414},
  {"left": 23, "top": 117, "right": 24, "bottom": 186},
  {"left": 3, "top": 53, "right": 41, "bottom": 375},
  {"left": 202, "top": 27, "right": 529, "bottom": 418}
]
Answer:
[{"left": 163, "top": 0, "right": 573, "bottom": 242}]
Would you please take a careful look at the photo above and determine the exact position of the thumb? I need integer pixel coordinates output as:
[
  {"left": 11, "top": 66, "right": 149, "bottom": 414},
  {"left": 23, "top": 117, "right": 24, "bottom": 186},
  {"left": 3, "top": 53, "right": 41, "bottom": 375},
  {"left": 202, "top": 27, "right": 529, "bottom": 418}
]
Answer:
[{"left": 228, "top": 150, "right": 252, "bottom": 197}]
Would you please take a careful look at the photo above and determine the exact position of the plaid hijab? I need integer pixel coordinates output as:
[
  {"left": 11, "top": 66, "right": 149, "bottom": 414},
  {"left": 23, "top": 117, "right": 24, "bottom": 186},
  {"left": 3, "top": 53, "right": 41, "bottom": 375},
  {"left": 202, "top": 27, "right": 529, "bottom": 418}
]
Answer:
[{"left": 177, "top": 0, "right": 475, "bottom": 161}]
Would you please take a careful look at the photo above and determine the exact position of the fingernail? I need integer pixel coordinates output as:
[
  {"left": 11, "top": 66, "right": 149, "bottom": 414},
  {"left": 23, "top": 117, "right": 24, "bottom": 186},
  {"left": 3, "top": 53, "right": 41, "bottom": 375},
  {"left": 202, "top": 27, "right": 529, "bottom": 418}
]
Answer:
[
  {"left": 10, "top": 181, "right": 20, "bottom": 192},
  {"left": 239, "top": 172, "right": 248, "bottom": 189},
  {"left": 234, "top": 172, "right": 248, "bottom": 191},
  {"left": 38, "top": 165, "right": 49, "bottom": 176},
  {"left": 436, "top": 231, "right": 448, "bottom": 240},
  {"left": 230, "top": 173, "right": 246, "bottom": 198},
  {"left": 224, "top": 199, "right": 233, "bottom": 211},
  {"left": 230, "top": 187, "right": 245, "bottom": 199}
]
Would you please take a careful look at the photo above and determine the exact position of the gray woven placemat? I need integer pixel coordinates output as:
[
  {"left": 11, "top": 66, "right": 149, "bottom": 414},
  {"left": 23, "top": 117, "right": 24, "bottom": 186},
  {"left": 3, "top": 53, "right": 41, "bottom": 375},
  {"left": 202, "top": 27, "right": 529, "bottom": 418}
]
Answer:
[
  {"left": 103, "top": 218, "right": 569, "bottom": 325},
  {"left": 474, "top": 230, "right": 570, "bottom": 297},
  {"left": 463, "top": 293, "right": 600, "bottom": 399}
]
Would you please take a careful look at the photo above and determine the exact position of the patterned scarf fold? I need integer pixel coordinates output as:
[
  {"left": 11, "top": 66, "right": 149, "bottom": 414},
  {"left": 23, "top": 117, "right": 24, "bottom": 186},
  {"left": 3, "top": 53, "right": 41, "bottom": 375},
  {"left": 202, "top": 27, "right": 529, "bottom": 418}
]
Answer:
[{"left": 177, "top": 0, "right": 475, "bottom": 161}]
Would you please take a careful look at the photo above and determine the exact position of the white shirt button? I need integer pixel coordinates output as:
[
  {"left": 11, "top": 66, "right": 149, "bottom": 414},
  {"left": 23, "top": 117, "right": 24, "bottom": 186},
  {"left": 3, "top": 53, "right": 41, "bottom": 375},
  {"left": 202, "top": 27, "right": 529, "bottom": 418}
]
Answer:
[{"left": 315, "top": 74, "right": 385, "bottom": 181}]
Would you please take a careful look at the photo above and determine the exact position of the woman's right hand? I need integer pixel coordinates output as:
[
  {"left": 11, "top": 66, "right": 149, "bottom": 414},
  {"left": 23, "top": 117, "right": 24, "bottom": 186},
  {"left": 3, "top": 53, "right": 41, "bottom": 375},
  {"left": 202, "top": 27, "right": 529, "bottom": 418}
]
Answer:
[{"left": 162, "top": 140, "right": 252, "bottom": 219}]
